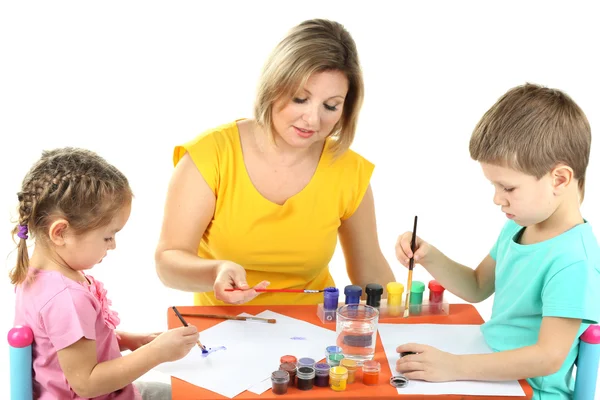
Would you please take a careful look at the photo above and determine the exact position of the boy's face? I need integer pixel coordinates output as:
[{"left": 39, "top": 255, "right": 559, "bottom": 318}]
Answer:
[{"left": 480, "top": 162, "right": 556, "bottom": 227}]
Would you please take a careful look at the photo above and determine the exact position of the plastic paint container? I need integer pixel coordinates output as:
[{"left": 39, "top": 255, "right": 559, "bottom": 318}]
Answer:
[
  {"left": 340, "top": 358, "right": 359, "bottom": 384},
  {"left": 279, "top": 362, "right": 297, "bottom": 386},
  {"left": 428, "top": 280, "right": 445, "bottom": 313},
  {"left": 365, "top": 283, "right": 384, "bottom": 308},
  {"left": 280, "top": 355, "right": 297, "bottom": 365},
  {"left": 386, "top": 282, "right": 404, "bottom": 316},
  {"left": 362, "top": 360, "right": 381, "bottom": 385},
  {"left": 297, "top": 357, "right": 315, "bottom": 368},
  {"left": 329, "top": 366, "right": 349, "bottom": 391},
  {"left": 271, "top": 370, "right": 290, "bottom": 395},
  {"left": 314, "top": 362, "right": 330, "bottom": 387},
  {"left": 323, "top": 287, "right": 339, "bottom": 311},
  {"left": 409, "top": 281, "right": 425, "bottom": 315},
  {"left": 296, "top": 366, "right": 315, "bottom": 391},
  {"left": 344, "top": 285, "right": 362, "bottom": 304},
  {"left": 327, "top": 352, "right": 345, "bottom": 367}
]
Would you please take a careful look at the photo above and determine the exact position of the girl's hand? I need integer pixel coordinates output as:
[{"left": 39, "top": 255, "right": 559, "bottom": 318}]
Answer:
[
  {"left": 395, "top": 343, "right": 460, "bottom": 382},
  {"left": 126, "top": 332, "right": 161, "bottom": 351},
  {"left": 213, "top": 261, "right": 269, "bottom": 304},
  {"left": 148, "top": 326, "right": 199, "bottom": 363}
]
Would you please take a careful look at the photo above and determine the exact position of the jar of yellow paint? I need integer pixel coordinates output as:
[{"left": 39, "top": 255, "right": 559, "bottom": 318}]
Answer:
[
  {"left": 386, "top": 282, "right": 404, "bottom": 316},
  {"left": 329, "top": 366, "right": 348, "bottom": 391},
  {"left": 340, "top": 358, "right": 358, "bottom": 384}
]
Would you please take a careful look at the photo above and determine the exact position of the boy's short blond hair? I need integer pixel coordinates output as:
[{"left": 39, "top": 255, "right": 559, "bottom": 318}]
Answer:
[
  {"left": 470, "top": 83, "right": 591, "bottom": 199},
  {"left": 254, "top": 19, "right": 364, "bottom": 157}
]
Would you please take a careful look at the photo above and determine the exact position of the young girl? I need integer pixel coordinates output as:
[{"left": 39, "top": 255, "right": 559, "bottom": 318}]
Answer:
[{"left": 11, "top": 147, "right": 199, "bottom": 399}]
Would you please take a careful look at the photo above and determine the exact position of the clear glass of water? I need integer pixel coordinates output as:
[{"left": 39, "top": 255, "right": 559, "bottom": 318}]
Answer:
[{"left": 335, "top": 304, "right": 379, "bottom": 365}]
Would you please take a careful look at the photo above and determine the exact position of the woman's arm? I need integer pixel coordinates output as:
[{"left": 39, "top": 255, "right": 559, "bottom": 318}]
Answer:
[{"left": 338, "top": 185, "right": 396, "bottom": 290}]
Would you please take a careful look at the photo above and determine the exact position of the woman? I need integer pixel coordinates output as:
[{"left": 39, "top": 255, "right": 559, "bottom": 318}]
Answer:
[{"left": 155, "top": 18, "right": 395, "bottom": 306}]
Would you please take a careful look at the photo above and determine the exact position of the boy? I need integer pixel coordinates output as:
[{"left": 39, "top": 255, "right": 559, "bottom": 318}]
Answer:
[{"left": 395, "top": 83, "right": 600, "bottom": 399}]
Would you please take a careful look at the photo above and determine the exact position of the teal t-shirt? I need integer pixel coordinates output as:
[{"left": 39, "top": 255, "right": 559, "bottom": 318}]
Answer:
[{"left": 481, "top": 220, "right": 600, "bottom": 399}]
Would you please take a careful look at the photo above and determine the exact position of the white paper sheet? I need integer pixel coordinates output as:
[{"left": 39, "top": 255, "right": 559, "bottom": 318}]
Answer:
[
  {"left": 154, "top": 310, "right": 336, "bottom": 398},
  {"left": 378, "top": 323, "right": 526, "bottom": 396}
]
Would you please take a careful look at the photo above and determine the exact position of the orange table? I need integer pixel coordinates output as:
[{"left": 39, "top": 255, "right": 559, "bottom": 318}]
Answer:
[{"left": 168, "top": 304, "right": 533, "bottom": 400}]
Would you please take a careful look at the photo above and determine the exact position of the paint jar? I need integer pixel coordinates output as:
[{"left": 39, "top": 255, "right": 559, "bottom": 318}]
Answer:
[
  {"left": 297, "top": 357, "right": 315, "bottom": 368},
  {"left": 329, "top": 366, "right": 349, "bottom": 391},
  {"left": 340, "top": 358, "right": 358, "bottom": 384},
  {"left": 365, "top": 283, "right": 384, "bottom": 309},
  {"left": 323, "top": 287, "right": 339, "bottom": 311},
  {"left": 344, "top": 285, "right": 362, "bottom": 304},
  {"left": 314, "top": 362, "right": 330, "bottom": 387},
  {"left": 386, "top": 282, "right": 404, "bottom": 316},
  {"left": 279, "top": 362, "right": 297, "bottom": 387},
  {"left": 428, "top": 280, "right": 445, "bottom": 313},
  {"left": 327, "top": 352, "right": 344, "bottom": 367},
  {"left": 280, "top": 355, "right": 297, "bottom": 365},
  {"left": 271, "top": 370, "right": 290, "bottom": 395},
  {"left": 362, "top": 360, "right": 381, "bottom": 385},
  {"left": 296, "top": 366, "right": 315, "bottom": 391},
  {"left": 409, "top": 281, "right": 425, "bottom": 315},
  {"left": 336, "top": 304, "right": 379, "bottom": 363}
]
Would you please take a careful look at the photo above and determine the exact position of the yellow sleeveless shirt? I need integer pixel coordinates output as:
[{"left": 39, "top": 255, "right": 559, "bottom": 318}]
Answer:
[{"left": 173, "top": 120, "right": 374, "bottom": 306}]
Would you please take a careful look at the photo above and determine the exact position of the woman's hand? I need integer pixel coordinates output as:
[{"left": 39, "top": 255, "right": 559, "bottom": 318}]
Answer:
[{"left": 213, "top": 261, "right": 269, "bottom": 304}]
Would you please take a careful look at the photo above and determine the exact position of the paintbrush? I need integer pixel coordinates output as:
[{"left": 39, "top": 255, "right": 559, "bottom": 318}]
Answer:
[
  {"left": 403, "top": 216, "right": 419, "bottom": 318},
  {"left": 224, "top": 288, "right": 324, "bottom": 293},
  {"left": 172, "top": 306, "right": 208, "bottom": 352},
  {"left": 180, "top": 313, "right": 277, "bottom": 324}
]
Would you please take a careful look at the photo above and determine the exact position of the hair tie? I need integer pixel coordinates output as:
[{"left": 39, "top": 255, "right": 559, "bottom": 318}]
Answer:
[{"left": 17, "top": 225, "right": 28, "bottom": 240}]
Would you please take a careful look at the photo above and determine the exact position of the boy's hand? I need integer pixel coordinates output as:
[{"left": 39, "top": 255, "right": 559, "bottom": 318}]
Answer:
[
  {"left": 395, "top": 232, "right": 433, "bottom": 268},
  {"left": 395, "top": 343, "right": 460, "bottom": 382},
  {"left": 148, "top": 326, "right": 199, "bottom": 363}
]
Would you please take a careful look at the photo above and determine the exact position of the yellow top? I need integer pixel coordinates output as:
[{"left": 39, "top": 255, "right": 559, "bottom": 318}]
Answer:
[{"left": 173, "top": 120, "right": 374, "bottom": 306}]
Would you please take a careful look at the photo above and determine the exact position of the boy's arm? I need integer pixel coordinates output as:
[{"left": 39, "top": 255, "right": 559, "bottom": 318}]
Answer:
[
  {"left": 457, "top": 316, "right": 581, "bottom": 379},
  {"left": 422, "top": 251, "right": 496, "bottom": 303},
  {"left": 398, "top": 316, "right": 581, "bottom": 381}
]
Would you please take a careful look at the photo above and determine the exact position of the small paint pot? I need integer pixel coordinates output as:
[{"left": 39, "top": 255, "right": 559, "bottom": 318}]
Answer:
[
  {"left": 296, "top": 366, "right": 315, "bottom": 391},
  {"left": 271, "top": 370, "right": 290, "bottom": 395},
  {"left": 297, "top": 357, "right": 315, "bottom": 368},
  {"left": 340, "top": 358, "right": 358, "bottom": 384},
  {"left": 327, "top": 352, "right": 344, "bottom": 367},
  {"left": 280, "top": 355, "right": 297, "bottom": 365},
  {"left": 329, "top": 366, "right": 348, "bottom": 391},
  {"left": 279, "top": 362, "right": 297, "bottom": 386},
  {"left": 362, "top": 360, "right": 381, "bottom": 385},
  {"left": 314, "top": 362, "right": 330, "bottom": 387}
]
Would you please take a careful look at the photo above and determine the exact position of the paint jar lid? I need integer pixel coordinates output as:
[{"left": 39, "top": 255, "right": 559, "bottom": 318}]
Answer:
[
  {"left": 298, "top": 357, "right": 315, "bottom": 367},
  {"left": 325, "top": 345, "right": 342, "bottom": 355},
  {"left": 279, "top": 362, "right": 297, "bottom": 373},
  {"left": 329, "top": 366, "right": 349, "bottom": 380},
  {"left": 363, "top": 360, "right": 381, "bottom": 373},
  {"left": 428, "top": 280, "right": 445, "bottom": 292},
  {"left": 386, "top": 282, "right": 404, "bottom": 294},
  {"left": 366, "top": 283, "right": 383, "bottom": 296},
  {"left": 344, "top": 284, "right": 362, "bottom": 297},
  {"left": 314, "top": 362, "right": 330, "bottom": 375},
  {"left": 296, "top": 366, "right": 316, "bottom": 380},
  {"left": 410, "top": 281, "right": 425, "bottom": 293},
  {"left": 328, "top": 353, "right": 345, "bottom": 362},
  {"left": 271, "top": 370, "right": 290, "bottom": 384},
  {"left": 340, "top": 358, "right": 358, "bottom": 371},
  {"left": 280, "top": 355, "right": 297, "bottom": 364},
  {"left": 324, "top": 287, "right": 339, "bottom": 297}
]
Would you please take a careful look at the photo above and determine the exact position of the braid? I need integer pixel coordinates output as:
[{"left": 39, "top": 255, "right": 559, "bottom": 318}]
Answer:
[{"left": 9, "top": 147, "right": 133, "bottom": 285}]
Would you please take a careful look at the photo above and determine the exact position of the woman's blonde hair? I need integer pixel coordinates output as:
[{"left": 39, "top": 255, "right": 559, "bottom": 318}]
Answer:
[{"left": 254, "top": 19, "right": 364, "bottom": 157}]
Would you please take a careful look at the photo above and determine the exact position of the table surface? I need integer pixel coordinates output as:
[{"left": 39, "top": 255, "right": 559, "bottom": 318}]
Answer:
[{"left": 167, "top": 303, "right": 533, "bottom": 400}]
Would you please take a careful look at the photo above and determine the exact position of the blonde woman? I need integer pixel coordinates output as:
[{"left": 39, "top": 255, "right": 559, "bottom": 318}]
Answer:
[{"left": 155, "top": 19, "right": 395, "bottom": 306}]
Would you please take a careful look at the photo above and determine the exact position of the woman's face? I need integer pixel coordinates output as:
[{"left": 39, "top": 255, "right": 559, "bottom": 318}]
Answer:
[{"left": 271, "top": 69, "right": 349, "bottom": 150}]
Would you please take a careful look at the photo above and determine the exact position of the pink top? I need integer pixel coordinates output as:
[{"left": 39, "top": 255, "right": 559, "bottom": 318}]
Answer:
[{"left": 14, "top": 269, "right": 141, "bottom": 400}]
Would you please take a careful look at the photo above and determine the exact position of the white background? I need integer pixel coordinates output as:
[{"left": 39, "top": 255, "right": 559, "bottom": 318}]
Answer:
[{"left": 1, "top": 1, "right": 598, "bottom": 397}]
